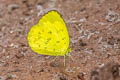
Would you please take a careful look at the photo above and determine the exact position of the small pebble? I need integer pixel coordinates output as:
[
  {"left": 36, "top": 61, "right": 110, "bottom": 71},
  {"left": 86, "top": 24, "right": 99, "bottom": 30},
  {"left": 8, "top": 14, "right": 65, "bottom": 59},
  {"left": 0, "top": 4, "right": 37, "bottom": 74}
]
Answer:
[
  {"left": 50, "top": 61, "right": 60, "bottom": 67},
  {"left": 22, "top": 0, "right": 27, "bottom": 3},
  {"left": 2, "top": 48, "right": 6, "bottom": 54},
  {"left": 0, "top": 76, "right": 5, "bottom": 80},
  {"left": 105, "top": 10, "right": 120, "bottom": 22},
  {"left": 59, "top": 74, "right": 67, "bottom": 80},
  {"left": 79, "top": 18, "right": 86, "bottom": 22},
  {"left": 77, "top": 72, "right": 84, "bottom": 80},
  {"left": 37, "top": 0, "right": 46, "bottom": 5},
  {"left": 8, "top": 4, "right": 19, "bottom": 13},
  {"left": 90, "top": 62, "right": 120, "bottom": 80},
  {"left": 11, "top": 74, "right": 17, "bottom": 78},
  {"left": 9, "top": 43, "right": 14, "bottom": 47},
  {"left": 6, "top": 74, "right": 12, "bottom": 79}
]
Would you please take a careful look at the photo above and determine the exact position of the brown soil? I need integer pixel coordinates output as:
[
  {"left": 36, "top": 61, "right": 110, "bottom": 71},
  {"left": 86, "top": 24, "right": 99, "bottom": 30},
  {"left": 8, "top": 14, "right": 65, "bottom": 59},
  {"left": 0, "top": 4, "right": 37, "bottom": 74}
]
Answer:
[{"left": 0, "top": 0, "right": 120, "bottom": 80}]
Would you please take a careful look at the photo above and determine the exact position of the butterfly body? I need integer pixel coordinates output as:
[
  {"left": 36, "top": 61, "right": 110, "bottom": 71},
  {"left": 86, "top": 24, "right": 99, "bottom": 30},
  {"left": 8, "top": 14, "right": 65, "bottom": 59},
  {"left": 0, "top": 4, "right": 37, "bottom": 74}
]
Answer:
[{"left": 27, "top": 11, "right": 71, "bottom": 56}]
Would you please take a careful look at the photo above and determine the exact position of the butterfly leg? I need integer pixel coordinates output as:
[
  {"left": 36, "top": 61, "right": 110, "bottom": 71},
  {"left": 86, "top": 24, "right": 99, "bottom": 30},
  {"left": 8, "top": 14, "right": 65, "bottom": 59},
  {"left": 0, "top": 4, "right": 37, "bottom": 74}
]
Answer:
[
  {"left": 68, "top": 54, "right": 74, "bottom": 61},
  {"left": 64, "top": 55, "right": 66, "bottom": 66}
]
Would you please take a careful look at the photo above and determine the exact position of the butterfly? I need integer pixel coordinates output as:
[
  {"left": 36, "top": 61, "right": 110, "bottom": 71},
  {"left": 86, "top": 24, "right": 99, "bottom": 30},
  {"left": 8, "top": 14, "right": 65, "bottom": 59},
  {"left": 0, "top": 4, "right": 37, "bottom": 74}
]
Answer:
[{"left": 27, "top": 10, "right": 72, "bottom": 65}]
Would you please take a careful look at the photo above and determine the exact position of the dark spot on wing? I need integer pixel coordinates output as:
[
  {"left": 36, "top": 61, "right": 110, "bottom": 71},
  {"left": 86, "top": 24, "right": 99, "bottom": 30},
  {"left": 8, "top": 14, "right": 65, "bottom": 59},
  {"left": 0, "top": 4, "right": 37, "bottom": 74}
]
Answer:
[
  {"left": 38, "top": 36, "right": 41, "bottom": 39},
  {"left": 44, "top": 41, "right": 48, "bottom": 44},
  {"left": 53, "top": 48, "right": 56, "bottom": 51},
  {"left": 47, "top": 38, "right": 51, "bottom": 42},
  {"left": 54, "top": 43, "right": 56, "bottom": 46},
  {"left": 48, "top": 31, "right": 52, "bottom": 34},
  {"left": 61, "top": 29, "right": 64, "bottom": 32},
  {"left": 44, "top": 38, "right": 51, "bottom": 45},
  {"left": 57, "top": 31, "right": 59, "bottom": 33},
  {"left": 42, "top": 30, "right": 44, "bottom": 32},
  {"left": 56, "top": 41, "right": 60, "bottom": 43},
  {"left": 38, "top": 32, "right": 41, "bottom": 34},
  {"left": 34, "top": 38, "right": 38, "bottom": 42},
  {"left": 62, "top": 37, "right": 65, "bottom": 40},
  {"left": 44, "top": 47, "right": 47, "bottom": 49},
  {"left": 57, "top": 29, "right": 64, "bottom": 33}
]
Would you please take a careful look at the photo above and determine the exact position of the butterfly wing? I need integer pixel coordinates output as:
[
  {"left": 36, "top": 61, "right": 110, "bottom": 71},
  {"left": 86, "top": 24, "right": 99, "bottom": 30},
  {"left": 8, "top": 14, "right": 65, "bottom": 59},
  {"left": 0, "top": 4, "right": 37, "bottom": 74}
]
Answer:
[{"left": 27, "top": 11, "right": 70, "bottom": 56}]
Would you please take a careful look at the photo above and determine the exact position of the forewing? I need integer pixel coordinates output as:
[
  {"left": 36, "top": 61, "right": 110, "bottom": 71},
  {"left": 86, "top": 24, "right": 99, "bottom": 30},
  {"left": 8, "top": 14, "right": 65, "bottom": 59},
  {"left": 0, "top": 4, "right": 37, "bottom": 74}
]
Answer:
[{"left": 28, "top": 11, "right": 70, "bottom": 56}]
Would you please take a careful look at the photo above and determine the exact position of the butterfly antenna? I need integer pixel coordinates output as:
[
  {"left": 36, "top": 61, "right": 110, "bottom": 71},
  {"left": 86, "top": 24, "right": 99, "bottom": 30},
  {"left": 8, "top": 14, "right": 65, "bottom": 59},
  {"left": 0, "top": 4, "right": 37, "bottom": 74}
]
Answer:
[{"left": 67, "top": 48, "right": 73, "bottom": 61}]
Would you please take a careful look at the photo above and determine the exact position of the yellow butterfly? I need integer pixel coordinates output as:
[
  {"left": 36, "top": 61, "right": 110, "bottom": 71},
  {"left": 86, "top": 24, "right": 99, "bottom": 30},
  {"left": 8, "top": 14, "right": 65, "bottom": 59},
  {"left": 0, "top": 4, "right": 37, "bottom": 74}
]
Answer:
[{"left": 27, "top": 10, "right": 72, "bottom": 65}]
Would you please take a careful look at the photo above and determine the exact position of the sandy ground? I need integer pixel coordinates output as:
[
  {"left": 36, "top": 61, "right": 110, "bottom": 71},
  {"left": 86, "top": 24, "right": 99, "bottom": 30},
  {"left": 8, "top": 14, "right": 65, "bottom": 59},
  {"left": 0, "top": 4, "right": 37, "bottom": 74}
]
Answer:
[{"left": 0, "top": 0, "right": 120, "bottom": 80}]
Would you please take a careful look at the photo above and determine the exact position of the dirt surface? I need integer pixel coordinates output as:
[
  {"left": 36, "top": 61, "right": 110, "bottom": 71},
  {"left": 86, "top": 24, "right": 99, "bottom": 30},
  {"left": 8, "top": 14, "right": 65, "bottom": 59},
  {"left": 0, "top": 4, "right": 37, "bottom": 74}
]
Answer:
[
  {"left": 90, "top": 62, "right": 120, "bottom": 80},
  {"left": 0, "top": 0, "right": 120, "bottom": 80}
]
